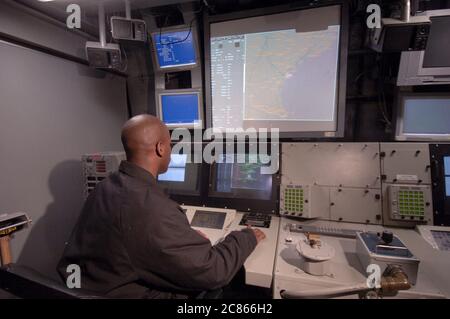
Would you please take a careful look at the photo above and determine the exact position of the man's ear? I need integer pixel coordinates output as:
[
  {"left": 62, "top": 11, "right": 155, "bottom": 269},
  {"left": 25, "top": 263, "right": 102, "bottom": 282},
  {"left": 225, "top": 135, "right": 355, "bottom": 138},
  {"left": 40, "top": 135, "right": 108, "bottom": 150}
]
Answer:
[{"left": 155, "top": 141, "right": 164, "bottom": 158}]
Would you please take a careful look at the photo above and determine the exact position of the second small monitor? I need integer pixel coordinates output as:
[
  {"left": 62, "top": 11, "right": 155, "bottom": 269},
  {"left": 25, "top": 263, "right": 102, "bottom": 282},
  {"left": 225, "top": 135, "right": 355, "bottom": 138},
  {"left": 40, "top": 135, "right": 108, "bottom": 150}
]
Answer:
[
  {"left": 157, "top": 90, "right": 203, "bottom": 129},
  {"left": 208, "top": 153, "right": 278, "bottom": 213},
  {"left": 212, "top": 154, "right": 273, "bottom": 200},
  {"left": 157, "top": 153, "right": 201, "bottom": 196}
]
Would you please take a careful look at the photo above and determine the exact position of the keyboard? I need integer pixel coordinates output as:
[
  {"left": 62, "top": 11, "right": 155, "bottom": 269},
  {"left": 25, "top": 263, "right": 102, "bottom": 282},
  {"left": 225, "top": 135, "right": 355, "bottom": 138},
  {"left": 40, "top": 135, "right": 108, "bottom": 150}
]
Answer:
[{"left": 240, "top": 213, "right": 272, "bottom": 228}]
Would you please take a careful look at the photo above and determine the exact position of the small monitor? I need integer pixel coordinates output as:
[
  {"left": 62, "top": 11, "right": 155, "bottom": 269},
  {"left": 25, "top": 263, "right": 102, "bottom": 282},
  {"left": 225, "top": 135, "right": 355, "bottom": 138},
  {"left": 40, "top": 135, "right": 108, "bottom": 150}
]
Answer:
[
  {"left": 207, "top": 153, "right": 278, "bottom": 213},
  {"left": 212, "top": 154, "right": 273, "bottom": 200},
  {"left": 422, "top": 16, "right": 450, "bottom": 69},
  {"left": 397, "top": 10, "right": 450, "bottom": 86},
  {"left": 112, "top": 18, "right": 132, "bottom": 39},
  {"left": 111, "top": 17, "right": 147, "bottom": 42},
  {"left": 157, "top": 154, "right": 201, "bottom": 196},
  {"left": 396, "top": 93, "right": 450, "bottom": 141},
  {"left": 151, "top": 27, "right": 198, "bottom": 70},
  {"left": 157, "top": 90, "right": 203, "bottom": 129}
]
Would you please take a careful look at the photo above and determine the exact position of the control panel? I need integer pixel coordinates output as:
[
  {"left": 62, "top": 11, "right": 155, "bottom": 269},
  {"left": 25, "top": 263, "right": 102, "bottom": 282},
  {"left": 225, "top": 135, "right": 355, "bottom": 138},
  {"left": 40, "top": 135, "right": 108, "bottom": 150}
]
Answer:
[
  {"left": 388, "top": 184, "right": 433, "bottom": 222},
  {"left": 82, "top": 152, "right": 125, "bottom": 198},
  {"left": 381, "top": 143, "right": 433, "bottom": 227},
  {"left": 182, "top": 206, "right": 281, "bottom": 289},
  {"left": 239, "top": 213, "right": 272, "bottom": 228},
  {"left": 182, "top": 205, "right": 236, "bottom": 245},
  {"left": 416, "top": 225, "right": 450, "bottom": 252},
  {"left": 274, "top": 218, "right": 444, "bottom": 299},
  {"left": 280, "top": 143, "right": 382, "bottom": 224},
  {"left": 280, "top": 185, "right": 312, "bottom": 218},
  {"left": 356, "top": 231, "right": 419, "bottom": 285}
]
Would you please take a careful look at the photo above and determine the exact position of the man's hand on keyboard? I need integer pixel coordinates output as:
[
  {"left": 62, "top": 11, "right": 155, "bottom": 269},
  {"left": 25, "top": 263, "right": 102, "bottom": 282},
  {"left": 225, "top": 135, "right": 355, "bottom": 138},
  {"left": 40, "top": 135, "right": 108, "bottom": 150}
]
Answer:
[{"left": 248, "top": 226, "right": 266, "bottom": 244}]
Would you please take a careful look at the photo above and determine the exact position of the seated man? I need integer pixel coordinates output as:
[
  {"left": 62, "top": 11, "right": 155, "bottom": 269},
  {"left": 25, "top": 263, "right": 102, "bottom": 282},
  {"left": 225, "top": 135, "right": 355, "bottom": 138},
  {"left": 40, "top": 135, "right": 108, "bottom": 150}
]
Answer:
[{"left": 57, "top": 115, "right": 265, "bottom": 298}]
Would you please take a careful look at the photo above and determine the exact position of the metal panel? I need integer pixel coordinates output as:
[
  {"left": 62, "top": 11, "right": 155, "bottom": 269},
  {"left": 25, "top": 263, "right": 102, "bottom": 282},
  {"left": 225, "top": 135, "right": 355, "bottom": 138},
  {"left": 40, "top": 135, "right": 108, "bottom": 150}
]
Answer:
[
  {"left": 329, "top": 187, "right": 382, "bottom": 224},
  {"left": 381, "top": 183, "right": 433, "bottom": 227},
  {"left": 279, "top": 184, "right": 329, "bottom": 219},
  {"left": 380, "top": 143, "right": 431, "bottom": 184},
  {"left": 387, "top": 184, "right": 433, "bottom": 223},
  {"left": 281, "top": 143, "right": 381, "bottom": 188}
]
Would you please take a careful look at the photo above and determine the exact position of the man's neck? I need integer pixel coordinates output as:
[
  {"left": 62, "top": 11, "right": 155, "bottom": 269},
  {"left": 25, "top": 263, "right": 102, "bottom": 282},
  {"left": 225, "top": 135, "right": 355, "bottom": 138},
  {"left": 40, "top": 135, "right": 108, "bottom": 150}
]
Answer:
[{"left": 128, "top": 158, "right": 158, "bottom": 179}]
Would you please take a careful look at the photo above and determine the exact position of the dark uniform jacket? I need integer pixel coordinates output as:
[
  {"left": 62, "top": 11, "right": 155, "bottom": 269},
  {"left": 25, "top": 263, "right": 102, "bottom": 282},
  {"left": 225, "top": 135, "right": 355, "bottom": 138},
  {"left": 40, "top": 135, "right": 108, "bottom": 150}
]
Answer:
[{"left": 57, "top": 161, "right": 257, "bottom": 298}]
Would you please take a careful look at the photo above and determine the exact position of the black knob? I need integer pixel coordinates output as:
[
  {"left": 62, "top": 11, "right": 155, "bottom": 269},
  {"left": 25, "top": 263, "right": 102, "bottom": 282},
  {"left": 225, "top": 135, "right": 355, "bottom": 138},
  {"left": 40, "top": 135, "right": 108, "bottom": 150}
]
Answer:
[{"left": 381, "top": 231, "right": 394, "bottom": 244}]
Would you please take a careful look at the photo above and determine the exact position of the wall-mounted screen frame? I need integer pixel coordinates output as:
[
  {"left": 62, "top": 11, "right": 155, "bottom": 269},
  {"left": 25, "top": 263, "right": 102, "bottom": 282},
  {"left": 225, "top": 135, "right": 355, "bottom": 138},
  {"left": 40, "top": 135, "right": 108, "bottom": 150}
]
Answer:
[{"left": 203, "top": 2, "right": 349, "bottom": 139}]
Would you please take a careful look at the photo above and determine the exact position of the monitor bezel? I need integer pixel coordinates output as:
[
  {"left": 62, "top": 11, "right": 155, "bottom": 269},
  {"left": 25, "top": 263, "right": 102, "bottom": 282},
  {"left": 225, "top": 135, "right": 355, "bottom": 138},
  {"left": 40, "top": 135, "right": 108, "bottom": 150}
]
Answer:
[
  {"left": 150, "top": 24, "right": 200, "bottom": 72},
  {"left": 160, "top": 142, "right": 209, "bottom": 206},
  {"left": 206, "top": 144, "right": 280, "bottom": 214},
  {"left": 203, "top": 2, "right": 349, "bottom": 139},
  {"left": 430, "top": 143, "right": 450, "bottom": 226},
  {"left": 156, "top": 89, "right": 204, "bottom": 129},
  {"left": 395, "top": 92, "right": 450, "bottom": 141},
  {"left": 397, "top": 10, "right": 450, "bottom": 86},
  {"left": 418, "top": 11, "right": 450, "bottom": 75},
  {"left": 157, "top": 145, "right": 204, "bottom": 199}
]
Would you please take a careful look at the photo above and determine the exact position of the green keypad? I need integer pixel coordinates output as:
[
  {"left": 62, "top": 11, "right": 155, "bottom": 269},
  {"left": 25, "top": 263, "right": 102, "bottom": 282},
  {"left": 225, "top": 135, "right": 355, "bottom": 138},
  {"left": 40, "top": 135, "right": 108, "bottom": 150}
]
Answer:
[
  {"left": 284, "top": 187, "right": 304, "bottom": 212},
  {"left": 397, "top": 190, "right": 425, "bottom": 217}
]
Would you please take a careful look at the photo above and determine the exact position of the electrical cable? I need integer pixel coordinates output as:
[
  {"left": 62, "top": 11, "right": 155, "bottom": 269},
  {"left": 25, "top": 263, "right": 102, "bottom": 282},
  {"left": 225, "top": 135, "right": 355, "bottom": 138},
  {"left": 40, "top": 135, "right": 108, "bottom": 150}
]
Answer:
[{"left": 158, "top": 1, "right": 204, "bottom": 46}]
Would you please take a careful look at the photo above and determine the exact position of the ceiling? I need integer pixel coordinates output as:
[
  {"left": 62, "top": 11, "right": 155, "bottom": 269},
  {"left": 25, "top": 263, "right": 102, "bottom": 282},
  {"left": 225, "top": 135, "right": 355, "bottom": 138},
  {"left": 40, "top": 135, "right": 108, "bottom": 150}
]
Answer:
[
  {"left": 12, "top": 0, "right": 343, "bottom": 37},
  {"left": 16, "top": 0, "right": 197, "bottom": 14},
  {"left": 14, "top": 0, "right": 199, "bottom": 36}
]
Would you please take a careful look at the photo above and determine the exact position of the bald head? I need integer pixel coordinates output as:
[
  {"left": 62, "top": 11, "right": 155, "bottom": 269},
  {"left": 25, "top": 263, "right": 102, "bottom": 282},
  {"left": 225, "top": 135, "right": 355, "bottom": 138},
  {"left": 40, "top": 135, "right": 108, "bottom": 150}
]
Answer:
[{"left": 121, "top": 115, "right": 171, "bottom": 176}]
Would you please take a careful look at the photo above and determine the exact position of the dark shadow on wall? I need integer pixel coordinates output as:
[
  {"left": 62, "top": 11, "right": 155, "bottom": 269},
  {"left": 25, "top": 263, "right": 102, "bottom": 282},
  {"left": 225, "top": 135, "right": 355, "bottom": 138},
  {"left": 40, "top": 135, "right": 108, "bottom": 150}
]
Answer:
[{"left": 17, "top": 160, "right": 84, "bottom": 281}]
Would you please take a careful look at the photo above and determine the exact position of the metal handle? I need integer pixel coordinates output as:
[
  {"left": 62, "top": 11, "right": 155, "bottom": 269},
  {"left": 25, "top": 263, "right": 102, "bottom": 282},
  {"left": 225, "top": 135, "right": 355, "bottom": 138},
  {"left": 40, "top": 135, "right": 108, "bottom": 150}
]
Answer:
[{"left": 280, "top": 284, "right": 370, "bottom": 299}]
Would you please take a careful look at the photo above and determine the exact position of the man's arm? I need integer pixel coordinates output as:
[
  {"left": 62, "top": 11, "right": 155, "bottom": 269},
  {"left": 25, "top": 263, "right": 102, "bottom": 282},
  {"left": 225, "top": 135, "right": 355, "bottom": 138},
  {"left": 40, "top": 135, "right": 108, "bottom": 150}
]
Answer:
[
  {"left": 147, "top": 206, "right": 258, "bottom": 291},
  {"left": 122, "top": 192, "right": 264, "bottom": 292}
]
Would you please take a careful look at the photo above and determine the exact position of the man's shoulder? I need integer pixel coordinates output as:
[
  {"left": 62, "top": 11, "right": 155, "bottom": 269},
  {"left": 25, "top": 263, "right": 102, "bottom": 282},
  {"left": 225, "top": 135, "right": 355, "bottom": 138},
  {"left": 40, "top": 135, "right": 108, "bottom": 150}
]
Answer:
[{"left": 89, "top": 170, "right": 180, "bottom": 214}]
